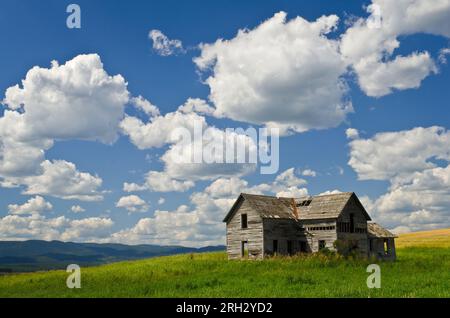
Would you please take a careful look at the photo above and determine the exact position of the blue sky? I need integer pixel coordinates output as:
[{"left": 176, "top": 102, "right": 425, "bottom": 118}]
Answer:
[{"left": 0, "top": 0, "right": 449, "bottom": 246}]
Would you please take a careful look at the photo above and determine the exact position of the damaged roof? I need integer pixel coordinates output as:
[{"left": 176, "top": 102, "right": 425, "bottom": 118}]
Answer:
[
  {"left": 367, "top": 223, "right": 397, "bottom": 238},
  {"left": 223, "top": 192, "right": 371, "bottom": 223}
]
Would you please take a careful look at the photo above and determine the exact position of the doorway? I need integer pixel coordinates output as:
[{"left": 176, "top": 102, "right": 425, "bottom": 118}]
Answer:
[
  {"left": 241, "top": 241, "right": 248, "bottom": 258},
  {"left": 299, "top": 241, "right": 307, "bottom": 253},
  {"left": 384, "top": 239, "right": 389, "bottom": 255},
  {"left": 273, "top": 240, "right": 278, "bottom": 255},
  {"left": 287, "top": 240, "right": 293, "bottom": 255}
]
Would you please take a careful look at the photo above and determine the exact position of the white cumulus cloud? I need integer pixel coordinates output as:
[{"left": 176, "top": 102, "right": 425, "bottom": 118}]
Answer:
[
  {"left": 340, "top": 0, "right": 448, "bottom": 97},
  {"left": 4, "top": 160, "right": 104, "bottom": 201},
  {"left": 0, "top": 54, "right": 129, "bottom": 200},
  {"left": 194, "top": 11, "right": 352, "bottom": 134},
  {"left": 348, "top": 126, "right": 450, "bottom": 180},
  {"left": 348, "top": 126, "right": 450, "bottom": 232},
  {"left": 345, "top": 128, "right": 360, "bottom": 140},
  {"left": 301, "top": 169, "right": 317, "bottom": 177},
  {"left": 130, "top": 95, "right": 160, "bottom": 117},
  {"left": 3, "top": 54, "right": 129, "bottom": 144},
  {"left": 121, "top": 99, "right": 259, "bottom": 186},
  {"left": 8, "top": 196, "right": 53, "bottom": 216},
  {"left": 149, "top": 29, "right": 185, "bottom": 56},
  {"left": 0, "top": 214, "right": 113, "bottom": 242},
  {"left": 71, "top": 205, "right": 85, "bottom": 213},
  {"left": 116, "top": 195, "right": 149, "bottom": 213},
  {"left": 144, "top": 171, "right": 195, "bottom": 192}
]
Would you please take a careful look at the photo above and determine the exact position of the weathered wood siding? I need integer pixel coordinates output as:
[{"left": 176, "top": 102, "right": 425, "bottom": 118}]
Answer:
[
  {"left": 226, "top": 199, "right": 264, "bottom": 259},
  {"left": 302, "top": 219, "right": 337, "bottom": 252},
  {"left": 337, "top": 196, "right": 369, "bottom": 256},
  {"left": 263, "top": 219, "right": 309, "bottom": 255}
]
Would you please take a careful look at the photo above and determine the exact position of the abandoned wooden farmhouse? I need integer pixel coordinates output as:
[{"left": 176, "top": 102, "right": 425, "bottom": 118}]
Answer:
[{"left": 223, "top": 192, "right": 397, "bottom": 260}]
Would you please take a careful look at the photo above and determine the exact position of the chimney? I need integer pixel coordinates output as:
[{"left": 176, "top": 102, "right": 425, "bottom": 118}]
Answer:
[{"left": 291, "top": 198, "right": 299, "bottom": 219}]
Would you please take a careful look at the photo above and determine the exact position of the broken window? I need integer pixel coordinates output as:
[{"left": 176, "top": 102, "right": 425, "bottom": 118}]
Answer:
[
  {"left": 296, "top": 199, "right": 312, "bottom": 207},
  {"left": 273, "top": 240, "right": 278, "bottom": 254},
  {"left": 241, "top": 214, "right": 248, "bottom": 229},
  {"left": 319, "top": 240, "right": 326, "bottom": 250}
]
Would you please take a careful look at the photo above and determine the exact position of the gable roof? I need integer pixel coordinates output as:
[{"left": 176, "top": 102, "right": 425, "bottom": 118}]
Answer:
[
  {"left": 367, "top": 223, "right": 397, "bottom": 238},
  {"left": 223, "top": 192, "right": 371, "bottom": 223}
]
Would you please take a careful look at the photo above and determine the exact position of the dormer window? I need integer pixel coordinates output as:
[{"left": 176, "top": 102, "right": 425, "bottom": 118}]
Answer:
[{"left": 241, "top": 214, "right": 248, "bottom": 229}]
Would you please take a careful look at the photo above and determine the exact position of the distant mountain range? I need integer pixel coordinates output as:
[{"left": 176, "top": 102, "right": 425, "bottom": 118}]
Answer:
[{"left": 0, "top": 240, "right": 225, "bottom": 272}]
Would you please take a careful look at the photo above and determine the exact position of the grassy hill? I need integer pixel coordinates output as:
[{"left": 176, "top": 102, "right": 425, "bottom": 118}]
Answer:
[
  {"left": 0, "top": 228, "right": 448, "bottom": 297},
  {"left": 395, "top": 228, "right": 450, "bottom": 248}
]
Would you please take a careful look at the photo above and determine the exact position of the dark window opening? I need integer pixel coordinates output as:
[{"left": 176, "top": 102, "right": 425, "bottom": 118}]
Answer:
[
  {"left": 273, "top": 240, "right": 278, "bottom": 254},
  {"left": 241, "top": 214, "right": 248, "bottom": 229},
  {"left": 241, "top": 241, "right": 248, "bottom": 258},
  {"left": 287, "top": 240, "right": 293, "bottom": 255},
  {"left": 308, "top": 226, "right": 336, "bottom": 231},
  {"left": 296, "top": 199, "right": 312, "bottom": 207},
  {"left": 369, "top": 239, "right": 373, "bottom": 252},
  {"left": 349, "top": 213, "right": 355, "bottom": 233},
  {"left": 338, "top": 222, "right": 364, "bottom": 233},
  {"left": 299, "top": 241, "right": 307, "bottom": 252},
  {"left": 318, "top": 240, "right": 326, "bottom": 250}
]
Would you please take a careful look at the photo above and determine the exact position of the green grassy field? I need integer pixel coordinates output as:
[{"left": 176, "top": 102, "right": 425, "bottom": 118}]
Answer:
[{"left": 0, "top": 228, "right": 449, "bottom": 298}]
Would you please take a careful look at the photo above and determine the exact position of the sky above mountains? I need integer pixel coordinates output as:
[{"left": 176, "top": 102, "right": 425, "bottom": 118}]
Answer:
[{"left": 0, "top": 0, "right": 449, "bottom": 246}]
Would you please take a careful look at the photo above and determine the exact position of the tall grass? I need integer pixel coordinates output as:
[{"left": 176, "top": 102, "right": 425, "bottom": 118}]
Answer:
[{"left": 0, "top": 246, "right": 448, "bottom": 297}]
